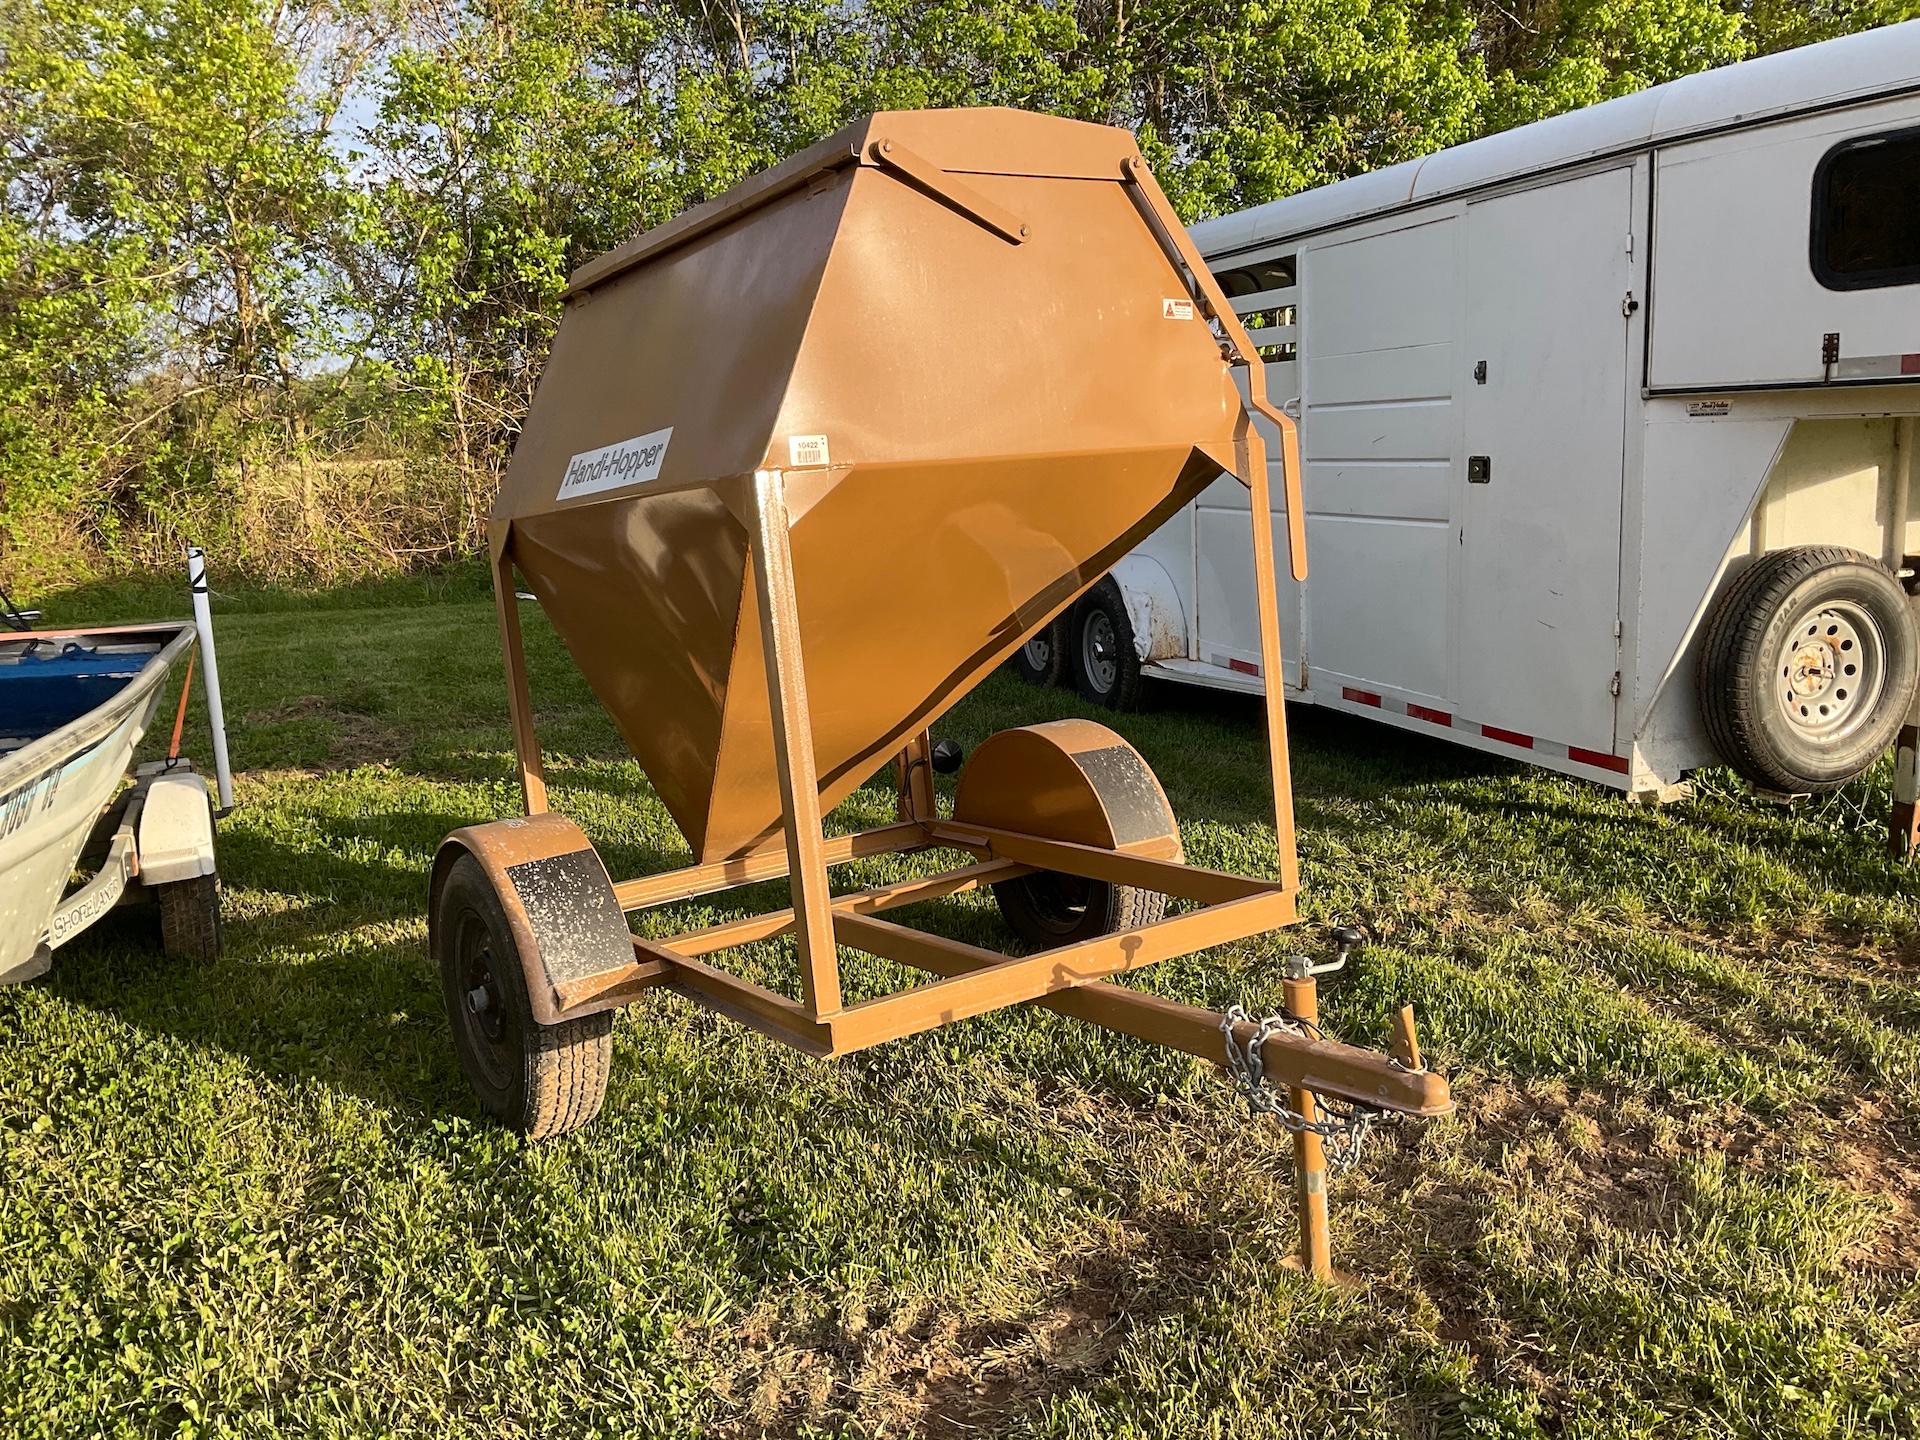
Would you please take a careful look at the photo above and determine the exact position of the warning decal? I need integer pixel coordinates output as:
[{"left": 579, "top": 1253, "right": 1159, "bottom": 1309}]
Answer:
[{"left": 1162, "top": 297, "right": 1195, "bottom": 321}]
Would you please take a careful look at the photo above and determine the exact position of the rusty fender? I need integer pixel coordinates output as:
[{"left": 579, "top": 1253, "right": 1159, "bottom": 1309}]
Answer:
[{"left": 430, "top": 814, "right": 641, "bottom": 1026}]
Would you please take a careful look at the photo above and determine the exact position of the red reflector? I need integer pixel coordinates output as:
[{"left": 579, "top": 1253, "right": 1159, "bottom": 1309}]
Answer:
[
  {"left": 1407, "top": 703, "right": 1452, "bottom": 727},
  {"left": 1227, "top": 657, "right": 1259, "bottom": 676},
  {"left": 1481, "top": 724, "right": 1534, "bottom": 749},
  {"left": 1903, "top": 353, "right": 1920, "bottom": 375},
  {"left": 1341, "top": 686, "right": 1382, "bottom": 707},
  {"left": 1568, "top": 745, "right": 1629, "bottom": 774}
]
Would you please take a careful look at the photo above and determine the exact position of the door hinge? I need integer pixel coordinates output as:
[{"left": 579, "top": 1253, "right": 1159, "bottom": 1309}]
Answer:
[
  {"left": 1622, "top": 291, "right": 1640, "bottom": 318},
  {"left": 1609, "top": 671, "right": 1622, "bottom": 697}
]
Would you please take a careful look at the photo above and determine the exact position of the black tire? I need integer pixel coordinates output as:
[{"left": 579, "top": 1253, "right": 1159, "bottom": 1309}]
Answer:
[
  {"left": 157, "top": 874, "right": 222, "bottom": 961},
  {"left": 1697, "top": 545, "right": 1918, "bottom": 795},
  {"left": 433, "top": 853, "right": 612, "bottom": 1139},
  {"left": 1012, "top": 615, "right": 1069, "bottom": 687},
  {"left": 1070, "top": 578, "right": 1144, "bottom": 711},
  {"left": 992, "top": 870, "right": 1167, "bottom": 949}
]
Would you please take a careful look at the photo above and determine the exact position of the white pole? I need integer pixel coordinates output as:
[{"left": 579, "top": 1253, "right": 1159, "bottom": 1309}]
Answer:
[{"left": 186, "top": 545, "right": 234, "bottom": 813}]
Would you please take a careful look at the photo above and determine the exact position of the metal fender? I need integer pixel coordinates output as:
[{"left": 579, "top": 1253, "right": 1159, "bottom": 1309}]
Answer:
[
  {"left": 1108, "top": 554, "right": 1188, "bottom": 662},
  {"left": 430, "top": 813, "right": 635, "bottom": 1025},
  {"left": 952, "top": 719, "right": 1182, "bottom": 858},
  {"left": 134, "top": 766, "right": 217, "bottom": 885}
]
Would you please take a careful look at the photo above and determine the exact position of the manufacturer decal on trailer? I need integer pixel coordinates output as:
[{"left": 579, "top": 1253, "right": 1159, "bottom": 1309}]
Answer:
[{"left": 555, "top": 426, "right": 674, "bottom": 502}]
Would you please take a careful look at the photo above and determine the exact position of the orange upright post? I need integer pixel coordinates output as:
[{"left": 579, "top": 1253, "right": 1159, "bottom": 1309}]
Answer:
[{"left": 1282, "top": 964, "right": 1334, "bottom": 1281}]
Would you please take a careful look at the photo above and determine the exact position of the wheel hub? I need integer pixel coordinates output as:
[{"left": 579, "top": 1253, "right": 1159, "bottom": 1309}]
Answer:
[
  {"left": 1021, "top": 870, "right": 1093, "bottom": 935},
  {"left": 1778, "top": 601, "right": 1882, "bottom": 741},
  {"left": 457, "top": 927, "right": 510, "bottom": 1050},
  {"left": 1083, "top": 612, "right": 1118, "bottom": 692},
  {"left": 1023, "top": 634, "right": 1051, "bottom": 668}
]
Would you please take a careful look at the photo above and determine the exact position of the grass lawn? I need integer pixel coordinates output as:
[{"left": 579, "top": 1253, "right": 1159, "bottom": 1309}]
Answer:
[{"left": 3, "top": 583, "right": 1918, "bottom": 1438}]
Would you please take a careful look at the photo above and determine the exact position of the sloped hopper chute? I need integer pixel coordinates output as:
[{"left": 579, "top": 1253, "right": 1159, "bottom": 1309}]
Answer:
[{"left": 494, "top": 108, "right": 1255, "bottom": 862}]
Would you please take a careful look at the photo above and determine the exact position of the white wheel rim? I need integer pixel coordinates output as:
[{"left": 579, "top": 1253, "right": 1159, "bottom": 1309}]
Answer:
[
  {"left": 1776, "top": 599, "right": 1884, "bottom": 743},
  {"left": 1082, "top": 612, "right": 1118, "bottom": 692}
]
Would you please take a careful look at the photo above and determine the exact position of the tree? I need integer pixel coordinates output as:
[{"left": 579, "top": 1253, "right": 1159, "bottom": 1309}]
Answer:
[
  {"left": 349, "top": 0, "right": 661, "bottom": 513},
  {"left": 0, "top": 0, "right": 365, "bottom": 579}
]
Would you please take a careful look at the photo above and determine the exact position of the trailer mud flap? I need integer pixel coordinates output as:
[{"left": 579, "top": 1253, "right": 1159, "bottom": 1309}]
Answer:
[{"left": 430, "top": 814, "right": 638, "bottom": 1025}]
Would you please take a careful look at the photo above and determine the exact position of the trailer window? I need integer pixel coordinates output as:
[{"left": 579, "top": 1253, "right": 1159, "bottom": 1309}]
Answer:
[
  {"left": 1812, "top": 126, "right": 1920, "bottom": 291},
  {"left": 1211, "top": 256, "right": 1297, "bottom": 359},
  {"left": 1212, "top": 256, "right": 1296, "bottom": 297}
]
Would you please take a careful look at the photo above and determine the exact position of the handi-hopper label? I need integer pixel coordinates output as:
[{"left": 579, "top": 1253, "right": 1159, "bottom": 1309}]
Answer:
[{"left": 556, "top": 426, "right": 674, "bottom": 501}]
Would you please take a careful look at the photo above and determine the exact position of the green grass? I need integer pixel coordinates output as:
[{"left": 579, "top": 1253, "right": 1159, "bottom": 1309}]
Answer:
[{"left": 4, "top": 593, "right": 1919, "bottom": 1438}]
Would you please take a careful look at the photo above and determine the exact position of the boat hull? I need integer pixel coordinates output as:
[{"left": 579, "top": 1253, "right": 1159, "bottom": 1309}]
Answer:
[{"left": 0, "top": 624, "right": 195, "bottom": 979}]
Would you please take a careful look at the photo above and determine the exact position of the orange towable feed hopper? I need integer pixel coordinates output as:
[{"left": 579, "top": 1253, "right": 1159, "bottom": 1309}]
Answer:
[{"left": 428, "top": 108, "right": 1450, "bottom": 1278}]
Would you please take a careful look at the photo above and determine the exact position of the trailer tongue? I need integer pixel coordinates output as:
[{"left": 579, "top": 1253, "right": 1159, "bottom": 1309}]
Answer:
[{"left": 430, "top": 107, "right": 1451, "bottom": 1279}]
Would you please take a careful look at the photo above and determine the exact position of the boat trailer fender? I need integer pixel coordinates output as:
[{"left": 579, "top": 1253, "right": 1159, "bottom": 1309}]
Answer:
[
  {"left": 1109, "top": 554, "right": 1187, "bottom": 663},
  {"left": 430, "top": 814, "right": 634, "bottom": 1026},
  {"left": 133, "top": 765, "right": 217, "bottom": 886}
]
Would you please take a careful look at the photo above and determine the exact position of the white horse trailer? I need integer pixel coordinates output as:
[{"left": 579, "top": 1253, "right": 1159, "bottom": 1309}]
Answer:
[{"left": 1032, "top": 24, "right": 1920, "bottom": 799}]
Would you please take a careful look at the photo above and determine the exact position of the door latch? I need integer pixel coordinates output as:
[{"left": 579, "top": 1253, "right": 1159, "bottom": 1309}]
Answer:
[
  {"left": 1473, "top": 359, "right": 1487, "bottom": 385},
  {"left": 1622, "top": 291, "right": 1639, "bottom": 317},
  {"left": 1468, "top": 455, "right": 1492, "bottom": 484}
]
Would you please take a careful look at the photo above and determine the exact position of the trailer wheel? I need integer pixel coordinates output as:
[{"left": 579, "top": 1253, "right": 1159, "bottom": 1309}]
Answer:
[
  {"left": 433, "top": 853, "right": 612, "bottom": 1139},
  {"left": 994, "top": 870, "right": 1167, "bottom": 949},
  {"left": 1071, "top": 579, "right": 1144, "bottom": 711},
  {"left": 1012, "top": 615, "right": 1068, "bottom": 687},
  {"left": 157, "top": 875, "right": 222, "bottom": 962},
  {"left": 1697, "top": 545, "right": 1918, "bottom": 794}
]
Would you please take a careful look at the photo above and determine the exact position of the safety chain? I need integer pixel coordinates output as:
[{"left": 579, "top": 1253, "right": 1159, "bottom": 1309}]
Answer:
[{"left": 1219, "top": 1004, "right": 1383, "bottom": 1172}]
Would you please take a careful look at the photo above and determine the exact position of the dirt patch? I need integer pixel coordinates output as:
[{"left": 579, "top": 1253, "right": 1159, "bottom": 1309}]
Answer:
[
  {"left": 1389, "top": 1075, "right": 1920, "bottom": 1408},
  {"left": 1827, "top": 1098, "right": 1920, "bottom": 1274},
  {"left": 1386, "top": 1084, "right": 1766, "bottom": 1395},
  {"left": 704, "top": 1245, "right": 1194, "bottom": 1438},
  {"left": 243, "top": 694, "right": 400, "bottom": 769}
]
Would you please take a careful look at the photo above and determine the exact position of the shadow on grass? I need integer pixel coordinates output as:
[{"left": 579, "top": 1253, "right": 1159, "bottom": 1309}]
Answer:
[{"left": 43, "top": 813, "right": 480, "bottom": 1116}]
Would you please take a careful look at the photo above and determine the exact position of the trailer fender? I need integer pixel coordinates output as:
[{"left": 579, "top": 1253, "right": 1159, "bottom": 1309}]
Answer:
[
  {"left": 134, "top": 768, "right": 217, "bottom": 885},
  {"left": 1108, "top": 554, "right": 1188, "bottom": 663},
  {"left": 952, "top": 719, "right": 1181, "bottom": 858},
  {"left": 430, "top": 814, "right": 635, "bottom": 1026}
]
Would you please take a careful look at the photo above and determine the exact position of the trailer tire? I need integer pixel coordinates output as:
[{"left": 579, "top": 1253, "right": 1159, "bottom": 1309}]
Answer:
[
  {"left": 994, "top": 870, "right": 1167, "bottom": 949},
  {"left": 434, "top": 853, "right": 612, "bottom": 1139},
  {"left": 157, "top": 875, "right": 222, "bottom": 962},
  {"left": 1012, "top": 615, "right": 1069, "bottom": 687},
  {"left": 1697, "top": 545, "right": 1917, "bottom": 794},
  {"left": 1071, "top": 579, "right": 1144, "bottom": 711}
]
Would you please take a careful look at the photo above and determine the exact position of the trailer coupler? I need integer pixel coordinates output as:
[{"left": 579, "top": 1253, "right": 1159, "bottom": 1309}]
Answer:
[{"left": 1218, "top": 925, "right": 1442, "bottom": 1282}]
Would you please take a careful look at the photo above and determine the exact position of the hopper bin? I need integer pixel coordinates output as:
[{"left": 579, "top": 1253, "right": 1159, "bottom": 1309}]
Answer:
[
  {"left": 432, "top": 108, "right": 1450, "bottom": 1278},
  {"left": 494, "top": 108, "right": 1292, "bottom": 863}
]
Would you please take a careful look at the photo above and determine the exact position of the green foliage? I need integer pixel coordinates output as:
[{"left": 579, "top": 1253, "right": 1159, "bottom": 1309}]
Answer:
[{"left": 1, "top": 0, "right": 1910, "bottom": 590}]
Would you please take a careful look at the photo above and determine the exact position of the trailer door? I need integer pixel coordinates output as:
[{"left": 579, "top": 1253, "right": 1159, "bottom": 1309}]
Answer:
[{"left": 1459, "top": 168, "right": 1631, "bottom": 755}]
